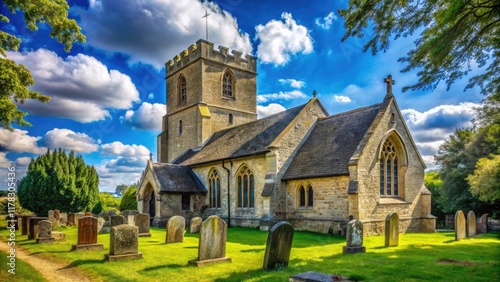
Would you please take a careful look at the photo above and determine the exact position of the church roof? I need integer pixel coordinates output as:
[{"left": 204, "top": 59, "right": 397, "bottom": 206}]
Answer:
[
  {"left": 152, "top": 163, "right": 206, "bottom": 193},
  {"left": 180, "top": 103, "right": 307, "bottom": 166},
  {"left": 282, "top": 103, "right": 383, "bottom": 180}
]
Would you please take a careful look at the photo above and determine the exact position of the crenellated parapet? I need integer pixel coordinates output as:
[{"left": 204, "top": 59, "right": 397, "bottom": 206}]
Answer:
[{"left": 165, "top": 39, "right": 256, "bottom": 77}]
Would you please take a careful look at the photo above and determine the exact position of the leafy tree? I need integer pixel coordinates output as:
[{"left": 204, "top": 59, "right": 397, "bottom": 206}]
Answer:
[
  {"left": 119, "top": 185, "right": 138, "bottom": 211},
  {"left": 99, "top": 192, "right": 121, "bottom": 212},
  {"left": 115, "top": 184, "right": 128, "bottom": 197},
  {"left": 1, "top": 0, "right": 85, "bottom": 130},
  {"left": 424, "top": 172, "right": 445, "bottom": 221},
  {"left": 467, "top": 154, "right": 500, "bottom": 202},
  {"left": 17, "top": 149, "right": 99, "bottom": 216},
  {"left": 339, "top": 0, "right": 499, "bottom": 96}
]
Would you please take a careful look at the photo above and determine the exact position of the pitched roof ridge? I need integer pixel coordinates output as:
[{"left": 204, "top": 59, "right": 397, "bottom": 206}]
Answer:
[{"left": 325, "top": 102, "right": 383, "bottom": 120}]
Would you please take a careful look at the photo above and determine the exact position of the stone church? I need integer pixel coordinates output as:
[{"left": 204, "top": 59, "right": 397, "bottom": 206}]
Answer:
[{"left": 137, "top": 39, "right": 436, "bottom": 235}]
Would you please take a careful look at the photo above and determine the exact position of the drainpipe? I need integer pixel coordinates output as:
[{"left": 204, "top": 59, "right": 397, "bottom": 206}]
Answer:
[{"left": 222, "top": 159, "right": 232, "bottom": 227}]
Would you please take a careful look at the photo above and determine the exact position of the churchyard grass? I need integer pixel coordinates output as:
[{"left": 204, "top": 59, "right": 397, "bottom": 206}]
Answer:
[
  {"left": 0, "top": 225, "right": 499, "bottom": 281},
  {"left": 0, "top": 250, "right": 48, "bottom": 281}
]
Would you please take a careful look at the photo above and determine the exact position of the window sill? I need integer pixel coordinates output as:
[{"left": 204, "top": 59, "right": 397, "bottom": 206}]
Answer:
[
  {"left": 222, "top": 96, "right": 235, "bottom": 100},
  {"left": 378, "top": 197, "right": 408, "bottom": 205},
  {"left": 296, "top": 207, "right": 315, "bottom": 213}
]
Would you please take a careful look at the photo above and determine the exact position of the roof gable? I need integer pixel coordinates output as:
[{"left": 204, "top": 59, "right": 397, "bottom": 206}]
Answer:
[{"left": 152, "top": 163, "right": 206, "bottom": 193}]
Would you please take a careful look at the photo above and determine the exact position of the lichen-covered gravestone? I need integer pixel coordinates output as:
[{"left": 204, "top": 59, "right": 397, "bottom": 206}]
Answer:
[
  {"left": 262, "top": 221, "right": 294, "bottom": 270},
  {"left": 71, "top": 216, "right": 104, "bottom": 251},
  {"left": 135, "top": 213, "right": 151, "bottom": 237},
  {"left": 188, "top": 215, "right": 231, "bottom": 266},
  {"left": 53, "top": 209, "right": 61, "bottom": 226},
  {"left": 343, "top": 219, "right": 366, "bottom": 254},
  {"left": 189, "top": 217, "right": 202, "bottom": 233},
  {"left": 110, "top": 215, "right": 125, "bottom": 227},
  {"left": 455, "top": 210, "right": 466, "bottom": 241},
  {"left": 385, "top": 212, "right": 399, "bottom": 247},
  {"left": 60, "top": 213, "right": 68, "bottom": 226},
  {"left": 48, "top": 210, "right": 54, "bottom": 223},
  {"left": 166, "top": 215, "right": 185, "bottom": 243},
  {"left": 105, "top": 224, "right": 142, "bottom": 262},
  {"left": 36, "top": 220, "right": 55, "bottom": 244},
  {"left": 477, "top": 214, "right": 488, "bottom": 234},
  {"left": 466, "top": 211, "right": 476, "bottom": 237}
]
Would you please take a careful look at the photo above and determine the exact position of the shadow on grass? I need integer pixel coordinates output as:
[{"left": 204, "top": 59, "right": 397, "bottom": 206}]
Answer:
[
  {"left": 241, "top": 248, "right": 265, "bottom": 253},
  {"left": 59, "top": 258, "right": 106, "bottom": 269},
  {"left": 139, "top": 263, "right": 185, "bottom": 273},
  {"left": 183, "top": 246, "right": 198, "bottom": 249}
]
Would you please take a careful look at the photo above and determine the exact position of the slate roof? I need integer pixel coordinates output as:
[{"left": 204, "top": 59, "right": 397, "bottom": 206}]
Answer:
[
  {"left": 282, "top": 103, "right": 383, "bottom": 180},
  {"left": 180, "top": 103, "right": 307, "bottom": 166},
  {"left": 152, "top": 163, "right": 206, "bottom": 193}
]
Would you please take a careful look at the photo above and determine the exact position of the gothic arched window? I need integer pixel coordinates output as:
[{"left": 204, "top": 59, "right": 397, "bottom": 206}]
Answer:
[
  {"left": 236, "top": 165, "right": 254, "bottom": 208},
  {"left": 222, "top": 70, "right": 234, "bottom": 98},
  {"left": 208, "top": 169, "right": 221, "bottom": 208},
  {"left": 380, "top": 138, "right": 399, "bottom": 196},
  {"left": 178, "top": 75, "right": 187, "bottom": 104},
  {"left": 228, "top": 113, "right": 233, "bottom": 125},
  {"left": 178, "top": 120, "right": 183, "bottom": 135},
  {"left": 307, "top": 186, "right": 314, "bottom": 207},
  {"left": 299, "top": 186, "right": 305, "bottom": 207}
]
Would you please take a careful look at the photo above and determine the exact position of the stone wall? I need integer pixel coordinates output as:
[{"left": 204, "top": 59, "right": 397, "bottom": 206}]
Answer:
[{"left": 488, "top": 219, "right": 500, "bottom": 231}]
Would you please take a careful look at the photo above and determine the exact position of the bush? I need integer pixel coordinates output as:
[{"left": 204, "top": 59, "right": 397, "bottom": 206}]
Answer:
[{"left": 120, "top": 185, "right": 137, "bottom": 211}]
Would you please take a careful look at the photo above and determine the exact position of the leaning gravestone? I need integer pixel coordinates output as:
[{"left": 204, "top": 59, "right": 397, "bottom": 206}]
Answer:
[
  {"left": 60, "top": 213, "right": 68, "bottom": 226},
  {"left": 477, "top": 214, "right": 488, "bottom": 234},
  {"left": 385, "top": 212, "right": 399, "bottom": 247},
  {"left": 28, "top": 217, "right": 48, "bottom": 240},
  {"left": 166, "top": 216, "right": 185, "bottom": 243},
  {"left": 189, "top": 215, "right": 231, "bottom": 266},
  {"left": 343, "top": 219, "right": 366, "bottom": 254},
  {"left": 110, "top": 215, "right": 125, "bottom": 227},
  {"left": 262, "top": 221, "right": 294, "bottom": 270},
  {"left": 455, "top": 210, "right": 466, "bottom": 241},
  {"left": 466, "top": 211, "right": 476, "bottom": 237},
  {"left": 190, "top": 217, "right": 202, "bottom": 233},
  {"left": 105, "top": 224, "right": 142, "bottom": 262},
  {"left": 36, "top": 220, "right": 55, "bottom": 244},
  {"left": 135, "top": 213, "right": 151, "bottom": 237},
  {"left": 71, "top": 216, "right": 104, "bottom": 251},
  {"left": 97, "top": 217, "right": 106, "bottom": 233}
]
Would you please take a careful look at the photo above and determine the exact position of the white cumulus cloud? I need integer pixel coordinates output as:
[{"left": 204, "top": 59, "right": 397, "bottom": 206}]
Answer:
[
  {"left": 333, "top": 95, "right": 352, "bottom": 103},
  {"left": 315, "top": 12, "right": 337, "bottom": 30},
  {"left": 257, "top": 103, "right": 286, "bottom": 118},
  {"left": 76, "top": 0, "right": 252, "bottom": 68},
  {"left": 257, "top": 90, "right": 307, "bottom": 103},
  {"left": 256, "top": 12, "right": 313, "bottom": 66},
  {"left": 279, "top": 78, "right": 305, "bottom": 89},
  {"left": 0, "top": 128, "right": 46, "bottom": 154},
  {"left": 7, "top": 49, "right": 140, "bottom": 122},
  {"left": 121, "top": 102, "right": 166, "bottom": 131},
  {"left": 43, "top": 128, "right": 99, "bottom": 153},
  {"left": 100, "top": 141, "right": 150, "bottom": 158}
]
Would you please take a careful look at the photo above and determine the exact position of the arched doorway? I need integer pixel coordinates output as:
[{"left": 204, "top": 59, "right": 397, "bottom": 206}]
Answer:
[{"left": 149, "top": 190, "right": 155, "bottom": 223}]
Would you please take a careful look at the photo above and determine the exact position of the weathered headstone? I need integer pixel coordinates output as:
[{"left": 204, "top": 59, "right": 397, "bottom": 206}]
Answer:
[
  {"left": 74, "top": 212, "right": 85, "bottom": 226},
  {"left": 97, "top": 217, "right": 105, "bottom": 233},
  {"left": 189, "top": 217, "right": 202, "bottom": 233},
  {"left": 52, "top": 231, "right": 66, "bottom": 241},
  {"left": 477, "top": 214, "right": 488, "bottom": 234},
  {"left": 71, "top": 216, "right": 104, "bottom": 251},
  {"left": 135, "top": 213, "right": 151, "bottom": 237},
  {"left": 188, "top": 215, "right": 231, "bottom": 266},
  {"left": 99, "top": 220, "right": 111, "bottom": 234},
  {"left": 466, "top": 211, "right": 476, "bottom": 237},
  {"left": 105, "top": 224, "right": 142, "bottom": 262},
  {"left": 48, "top": 210, "right": 54, "bottom": 223},
  {"left": 122, "top": 210, "right": 140, "bottom": 224},
  {"left": 67, "top": 213, "right": 75, "bottom": 226},
  {"left": 385, "top": 212, "right": 399, "bottom": 247},
  {"left": 455, "top": 210, "right": 466, "bottom": 241},
  {"left": 166, "top": 215, "right": 185, "bottom": 243},
  {"left": 36, "top": 220, "right": 55, "bottom": 244},
  {"left": 85, "top": 212, "right": 92, "bottom": 216},
  {"left": 53, "top": 209, "right": 60, "bottom": 226},
  {"left": 60, "top": 212, "right": 68, "bottom": 226},
  {"left": 110, "top": 215, "right": 125, "bottom": 227},
  {"left": 262, "top": 221, "right": 294, "bottom": 270},
  {"left": 28, "top": 217, "right": 48, "bottom": 240},
  {"left": 343, "top": 220, "right": 366, "bottom": 254}
]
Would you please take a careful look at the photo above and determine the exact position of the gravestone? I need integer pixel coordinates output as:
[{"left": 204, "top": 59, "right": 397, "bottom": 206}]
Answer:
[
  {"left": 97, "top": 217, "right": 106, "bottom": 233},
  {"left": 289, "top": 271, "right": 351, "bottom": 282},
  {"left": 71, "top": 216, "right": 104, "bottom": 251},
  {"left": 48, "top": 210, "right": 54, "bottom": 223},
  {"left": 110, "top": 215, "right": 125, "bottom": 227},
  {"left": 28, "top": 217, "right": 48, "bottom": 240},
  {"left": 36, "top": 220, "right": 55, "bottom": 244},
  {"left": 385, "top": 212, "right": 399, "bottom": 247},
  {"left": 455, "top": 210, "right": 466, "bottom": 241},
  {"left": 60, "top": 212, "right": 68, "bottom": 226},
  {"left": 52, "top": 231, "right": 66, "bottom": 241},
  {"left": 189, "top": 217, "right": 202, "bottom": 233},
  {"left": 135, "top": 213, "right": 151, "bottom": 237},
  {"left": 105, "top": 224, "right": 142, "bottom": 262},
  {"left": 99, "top": 220, "right": 111, "bottom": 234},
  {"left": 85, "top": 212, "right": 92, "bottom": 216},
  {"left": 466, "top": 211, "right": 476, "bottom": 237},
  {"left": 21, "top": 215, "right": 36, "bottom": 236},
  {"left": 188, "top": 215, "right": 231, "bottom": 266},
  {"left": 67, "top": 213, "right": 75, "bottom": 226},
  {"left": 262, "top": 221, "right": 294, "bottom": 270},
  {"left": 477, "top": 214, "right": 488, "bottom": 234},
  {"left": 122, "top": 210, "right": 140, "bottom": 224},
  {"left": 343, "top": 220, "right": 366, "bottom": 254},
  {"left": 166, "top": 216, "right": 185, "bottom": 243},
  {"left": 74, "top": 212, "right": 85, "bottom": 226},
  {"left": 53, "top": 209, "right": 60, "bottom": 226}
]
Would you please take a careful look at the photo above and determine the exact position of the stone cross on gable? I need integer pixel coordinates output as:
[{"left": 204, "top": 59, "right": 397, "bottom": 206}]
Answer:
[
  {"left": 312, "top": 90, "right": 317, "bottom": 98},
  {"left": 384, "top": 75, "right": 395, "bottom": 94},
  {"left": 202, "top": 10, "right": 211, "bottom": 41}
]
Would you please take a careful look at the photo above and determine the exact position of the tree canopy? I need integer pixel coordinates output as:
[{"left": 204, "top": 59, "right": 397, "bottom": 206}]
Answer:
[
  {"left": 120, "top": 185, "right": 138, "bottom": 211},
  {"left": 339, "top": 0, "right": 499, "bottom": 97},
  {"left": 17, "top": 149, "right": 99, "bottom": 216},
  {"left": 0, "top": 0, "right": 85, "bottom": 130}
]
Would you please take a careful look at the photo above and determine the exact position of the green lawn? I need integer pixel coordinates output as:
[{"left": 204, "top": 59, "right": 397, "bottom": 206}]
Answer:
[{"left": 0, "top": 225, "right": 499, "bottom": 282}]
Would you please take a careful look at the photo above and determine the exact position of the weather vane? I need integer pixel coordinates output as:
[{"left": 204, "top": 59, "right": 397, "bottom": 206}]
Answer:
[{"left": 202, "top": 10, "right": 211, "bottom": 41}]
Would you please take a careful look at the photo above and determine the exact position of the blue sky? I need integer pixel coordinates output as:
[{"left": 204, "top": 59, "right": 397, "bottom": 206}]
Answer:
[{"left": 1, "top": 0, "right": 483, "bottom": 192}]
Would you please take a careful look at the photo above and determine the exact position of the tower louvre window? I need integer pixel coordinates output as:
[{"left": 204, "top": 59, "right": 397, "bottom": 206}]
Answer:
[
  {"left": 222, "top": 71, "right": 234, "bottom": 98},
  {"left": 178, "top": 75, "right": 187, "bottom": 104}
]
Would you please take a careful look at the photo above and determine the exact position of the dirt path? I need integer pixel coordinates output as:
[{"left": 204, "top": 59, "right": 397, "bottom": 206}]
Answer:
[{"left": 0, "top": 240, "right": 91, "bottom": 282}]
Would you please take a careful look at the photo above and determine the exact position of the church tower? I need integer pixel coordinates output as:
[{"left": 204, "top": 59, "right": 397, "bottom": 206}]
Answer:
[{"left": 157, "top": 40, "right": 258, "bottom": 163}]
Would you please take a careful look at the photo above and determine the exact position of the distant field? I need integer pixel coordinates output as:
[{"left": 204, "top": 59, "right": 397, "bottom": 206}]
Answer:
[{"left": 0, "top": 225, "right": 499, "bottom": 282}]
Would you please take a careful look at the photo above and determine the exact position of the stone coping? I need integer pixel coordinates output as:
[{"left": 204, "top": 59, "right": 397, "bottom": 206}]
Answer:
[{"left": 377, "top": 197, "right": 409, "bottom": 205}]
